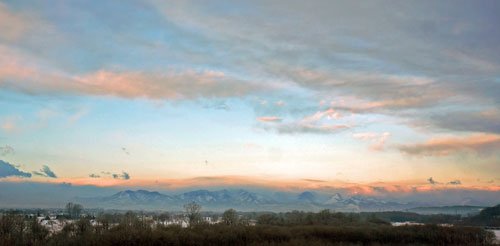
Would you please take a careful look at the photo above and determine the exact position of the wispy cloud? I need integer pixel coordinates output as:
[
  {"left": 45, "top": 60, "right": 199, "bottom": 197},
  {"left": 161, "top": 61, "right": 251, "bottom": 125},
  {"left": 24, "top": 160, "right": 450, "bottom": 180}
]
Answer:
[
  {"left": 427, "top": 177, "right": 439, "bottom": 185},
  {"left": 353, "top": 132, "right": 390, "bottom": 151},
  {"left": 256, "top": 116, "right": 282, "bottom": 123},
  {"left": 0, "top": 145, "right": 14, "bottom": 156},
  {"left": 121, "top": 147, "right": 130, "bottom": 155},
  {"left": 112, "top": 172, "right": 130, "bottom": 180},
  {"left": 301, "top": 108, "right": 342, "bottom": 123},
  {"left": 0, "top": 2, "right": 53, "bottom": 42},
  {"left": 273, "top": 123, "right": 350, "bottom": 134},
  {"left": 398, "top": 134, "right": 500, "bottom": 156},
  {"left": 260, "top": 108, "right": 350, "bottom": 134},
  {"left": 90, "top": 171, "right": 130, "bottom": 180},
  {"left": 68, "top": 107, "right": 89, "bottom": 124},
  {"left": 203, "top": 101, "right": 230, "bottom": 111},
  {"left": 1, "top": 116, "right": 21, "bottom": 133},
  {"left": 0, "top": 49, "right": 271, "bottom": 100},
  {"left": 448, "top": 180, "right": 462, "bottom": 185},
  {"left": 33, "top": 165, "right": 57, "bottom": 178},
  {"left": 0, "top": 160, "right": 31, "bottom": 178},
  {"left": 275, "top": 100, "right": 285, "bottom": 107},
  {"left": 302, "top": 178, "right": 327, "bottom": 183},
  {"left": 428, "top": 110, "right": 500, "bottom": 134}
]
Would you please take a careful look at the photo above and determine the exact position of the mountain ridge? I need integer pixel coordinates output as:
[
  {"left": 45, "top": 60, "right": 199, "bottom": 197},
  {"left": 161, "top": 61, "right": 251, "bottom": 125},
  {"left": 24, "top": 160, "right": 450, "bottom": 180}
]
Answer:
[{"left": 76, "top": 189, "right": 431, "bottom": 212}]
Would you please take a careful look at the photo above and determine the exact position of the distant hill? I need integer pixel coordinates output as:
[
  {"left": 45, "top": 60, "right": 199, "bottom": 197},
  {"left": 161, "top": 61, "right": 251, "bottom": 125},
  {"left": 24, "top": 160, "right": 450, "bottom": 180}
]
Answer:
[
  {"left": 76, "top": 189, "right": 426, "bottom": 212},
  {"left": 407, "top": 205, "right": 485, "bottom": 216},
  {"left": 462, "top": 204, "right": 500, "bottom": 226}
]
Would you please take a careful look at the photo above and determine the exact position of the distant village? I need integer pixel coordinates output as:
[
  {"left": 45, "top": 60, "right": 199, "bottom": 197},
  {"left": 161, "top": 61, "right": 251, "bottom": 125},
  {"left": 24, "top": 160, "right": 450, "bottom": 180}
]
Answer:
[{"left": 0, "top": 202, "right": 257, "bottom": 234}]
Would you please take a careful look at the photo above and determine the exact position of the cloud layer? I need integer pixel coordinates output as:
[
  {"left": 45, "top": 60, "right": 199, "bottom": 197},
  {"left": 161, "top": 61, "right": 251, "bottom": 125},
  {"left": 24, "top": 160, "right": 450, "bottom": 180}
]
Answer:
[{"left": 0, "top": 1, "right": 499, "bottom": 186}]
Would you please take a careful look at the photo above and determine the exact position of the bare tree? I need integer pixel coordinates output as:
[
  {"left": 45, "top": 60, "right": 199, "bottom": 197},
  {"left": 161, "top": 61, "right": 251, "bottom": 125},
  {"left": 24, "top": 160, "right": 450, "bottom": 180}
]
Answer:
[
  {"left": 183, "top": 202, "right": 202, "bottom": 226},
  {"left": 65, "top": 202, "right": 83, "bottom": 219},
  {"left": 222, "top": 208, "right": 239, "bottom": 226}
]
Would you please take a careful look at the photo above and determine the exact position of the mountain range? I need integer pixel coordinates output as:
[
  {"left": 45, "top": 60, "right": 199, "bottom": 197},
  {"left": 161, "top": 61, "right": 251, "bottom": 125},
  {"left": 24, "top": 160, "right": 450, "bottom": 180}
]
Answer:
[{"left": 76, "top": 189, "right": 430, "bottom": 212}]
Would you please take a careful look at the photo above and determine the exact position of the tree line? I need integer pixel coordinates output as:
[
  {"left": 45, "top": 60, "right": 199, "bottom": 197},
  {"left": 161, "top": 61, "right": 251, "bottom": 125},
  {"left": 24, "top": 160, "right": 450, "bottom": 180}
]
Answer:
[{"left": 0, "top": 202, "right": 497, "bottom": 245}]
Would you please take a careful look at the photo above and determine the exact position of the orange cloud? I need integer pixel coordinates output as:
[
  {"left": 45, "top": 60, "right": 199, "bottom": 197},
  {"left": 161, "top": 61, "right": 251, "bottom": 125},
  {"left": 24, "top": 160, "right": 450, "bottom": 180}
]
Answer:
[
  {"left": 75, "top": 70, "right": 243, "bottom": 99},
  {"left": 398, "top": 134, "right": 500, "bottom": 156},
  {"left": 257, "top": 116, "right": 282, "bottom": 123},
  {"left": 0, "top": 46, "right": 271, "bottom": 100}
]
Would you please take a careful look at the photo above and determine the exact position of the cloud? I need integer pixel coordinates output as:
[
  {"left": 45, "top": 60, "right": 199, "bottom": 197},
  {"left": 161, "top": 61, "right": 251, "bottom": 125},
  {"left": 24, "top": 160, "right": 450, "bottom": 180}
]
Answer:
[
  {"left": 268, "top": 68, "right": 499, "bottom": 136},
  {"left": 0, "top": 48, "right": 272, "bottom": 100},
  {"left": 353, "top": 132, "right": 390, "bottom": 151},
  {"left": 301, "top": 108, "right": 342, "bottom": 123},
  {"left": 73, "top": 70, "right": 268, "bottom": 100},
  {"left": 33, "top": 165, "right": 57, "bottom": 178},
  {"left": 0, "top": 160, "right": 31, "bottom": 178},
  {"left": 90, "top": 171, "right": 129, "bottom": 179},
  {"left": 151, "top": 0, "right": 500, "bottom": 106},
  {"left": 255, "top": 65, "right": 450, "bottom": 119},
  {"left": 122, "top": 172, "right": 130, "bottom": 180},
  {"left": 274, "top": 123, "right": 350, "bottom": 134},
  {"left": 427, "top": 177, "right": 439, "bottom": 185},
  {"left": 428, "top": 110, "right": 500, "bottom": 134},
  {"left": 302, "top": 178, "right": 327, "bottom": 183},
  {"left": 68, "top": 107, "right": 89, "bottom": 124},
  {"left": 0, "top": 3, "right": 53, "bottom": 42},
  {"left": 0, "top": 145, "right": 14, "bottom": 156},
  {"left": 260, "top": 108, "right": 350, "bottom": 134},
  {"left": 121, "top": 147, "right": 130, "bottom": 155},
  {"left": 112, "top": 172, "right": 130, "bottom": 180},
  {"left": 0, "top": 3, "right": 29, "bottom": 41},
  {"left": 1, "top": 0, "right": 499, "bottom": 144},
  {"left": 256, "top": 116, "right": 282, "bottom": 123},
  {"left": 398, "top": 134, "right": 500, "bottom": 156},
  {"left": 448, "top": 180, "right": 462, "bottom": 185},
  {"left": 203, "top": 101, "right": 230, "bottom": 111},
  {"left": 1, "top": 116, "right": 21, "bottom": 133},
  {"left": 271, "top": 60, "right": 499, "bottom": 138}
]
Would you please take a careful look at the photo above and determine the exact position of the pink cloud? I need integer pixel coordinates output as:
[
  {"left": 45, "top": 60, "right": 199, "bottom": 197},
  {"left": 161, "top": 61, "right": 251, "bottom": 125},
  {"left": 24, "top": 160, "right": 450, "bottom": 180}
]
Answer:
[
  {"left": 398, "top": 134, "right": 500, "bottom": 156},
  {"left": 257, "top": 116, "right": 282, "bottom": 123},
  {"left": 302, "top": 108, "right": 341, "bottom": 123},
  {"left": 0, "top": 47, "right": 269, "bottom": 100}
]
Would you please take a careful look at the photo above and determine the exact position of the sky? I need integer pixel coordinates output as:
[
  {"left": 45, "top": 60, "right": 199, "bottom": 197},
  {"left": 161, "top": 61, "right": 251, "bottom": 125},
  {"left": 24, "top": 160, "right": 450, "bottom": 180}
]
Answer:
[{"left": 0, "top": 0, "right": 499, "bottom": 198}]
